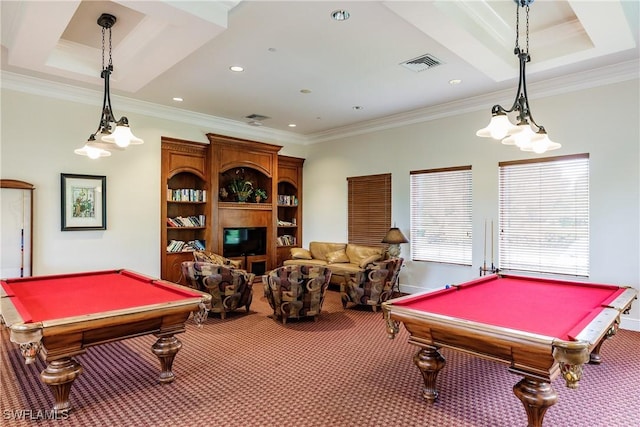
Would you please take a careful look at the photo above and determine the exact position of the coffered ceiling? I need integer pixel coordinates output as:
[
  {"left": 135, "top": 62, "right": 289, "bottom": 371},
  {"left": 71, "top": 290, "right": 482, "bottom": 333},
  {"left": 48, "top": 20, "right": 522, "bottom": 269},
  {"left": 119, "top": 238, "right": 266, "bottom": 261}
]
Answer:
[{"left": 1, "top": 1, "right": 638, "bottom": 142}]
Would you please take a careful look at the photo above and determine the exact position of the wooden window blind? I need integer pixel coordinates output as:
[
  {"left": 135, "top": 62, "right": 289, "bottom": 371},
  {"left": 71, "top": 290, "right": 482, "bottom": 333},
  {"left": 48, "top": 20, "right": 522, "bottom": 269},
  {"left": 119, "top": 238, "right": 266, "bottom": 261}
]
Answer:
[
  {"left": 347, "top": 173, "right": 391, "bottom": 246},
  {"left": 499, "top": 154, "right": 590, "bottom": 276},
  {"left": 410, "top": 166, "right": 472, "bottom": 265}
]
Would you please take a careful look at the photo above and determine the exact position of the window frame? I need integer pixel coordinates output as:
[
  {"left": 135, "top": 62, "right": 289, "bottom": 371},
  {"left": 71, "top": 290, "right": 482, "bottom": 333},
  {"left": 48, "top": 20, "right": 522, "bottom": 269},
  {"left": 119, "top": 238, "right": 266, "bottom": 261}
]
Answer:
[
  {"left": 347, "top": 173, "right": 391, "bottom": 247},
  {"left": 410, "top": 165, "right": 472, "bottom": 265},
  {"left": 498, "top": 153, "right": 590, "bottom": 277}
]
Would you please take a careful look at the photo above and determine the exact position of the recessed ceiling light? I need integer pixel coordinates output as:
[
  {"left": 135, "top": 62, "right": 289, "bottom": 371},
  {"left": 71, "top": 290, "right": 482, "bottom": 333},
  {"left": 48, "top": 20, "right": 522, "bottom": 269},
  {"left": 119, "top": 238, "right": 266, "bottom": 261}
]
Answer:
[
  {"left": 449, "top": 79, "right": 462, "bottom": 85},
  {"left": 172, "top": 97, "right": 183, "bottom": 102},
  {"left": 229, "top": 65, "right": 244, "bottom": 72},
  {"left": 288, "top": 124, "right": 297, "bottom": 128},
  {"left": 331, "top": 10, "right": 350, "bottom": 21},
  {"left": 352, "top": 106, "right": 363, "bottom": 110}
]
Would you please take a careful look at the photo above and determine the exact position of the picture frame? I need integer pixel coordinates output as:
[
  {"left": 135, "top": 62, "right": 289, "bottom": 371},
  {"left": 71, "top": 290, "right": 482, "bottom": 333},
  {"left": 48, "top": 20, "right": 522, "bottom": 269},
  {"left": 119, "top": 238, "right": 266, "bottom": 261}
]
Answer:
[{"left": 61, "top": 174, "right": 106, "bottom": 231}]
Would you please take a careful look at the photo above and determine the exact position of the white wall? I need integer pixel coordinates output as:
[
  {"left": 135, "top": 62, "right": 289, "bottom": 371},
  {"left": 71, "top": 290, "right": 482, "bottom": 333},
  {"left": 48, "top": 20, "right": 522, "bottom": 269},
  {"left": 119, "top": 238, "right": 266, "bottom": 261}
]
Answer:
[
  {"left": 302, "top": 79, "right": 640, "bottom": 330},
  {"left": 1, "top": 78, "right": 638, "bottom": 330},
  {"left": 0, "top": 89, "right": 302, "bottom": 277}
]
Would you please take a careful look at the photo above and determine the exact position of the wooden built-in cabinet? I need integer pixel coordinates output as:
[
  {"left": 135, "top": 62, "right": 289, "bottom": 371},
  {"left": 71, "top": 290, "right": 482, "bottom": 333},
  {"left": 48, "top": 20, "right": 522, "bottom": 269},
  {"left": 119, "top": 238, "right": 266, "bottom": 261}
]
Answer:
[
  {"left": 276, "top": 156, "right": 304, "bottom": 266},
  {"left": 160, "top": 135, "right": 304, "bottom": 280},
  {"left": 207, "top": 133, "right": 282, "bottom": 274},
  {"left": 161, "top": 137, "right": 210, "bottom": 285}
]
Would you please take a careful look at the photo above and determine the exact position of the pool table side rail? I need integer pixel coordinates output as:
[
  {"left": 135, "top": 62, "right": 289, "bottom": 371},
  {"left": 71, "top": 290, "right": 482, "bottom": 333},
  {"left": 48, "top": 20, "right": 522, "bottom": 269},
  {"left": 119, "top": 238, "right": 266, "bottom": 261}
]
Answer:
[
  {"left": 569, "top": 287, "right": 637, "bottom": 344},
  {"left": 382, "top": 303, "right": 563, "bottom": 379}
]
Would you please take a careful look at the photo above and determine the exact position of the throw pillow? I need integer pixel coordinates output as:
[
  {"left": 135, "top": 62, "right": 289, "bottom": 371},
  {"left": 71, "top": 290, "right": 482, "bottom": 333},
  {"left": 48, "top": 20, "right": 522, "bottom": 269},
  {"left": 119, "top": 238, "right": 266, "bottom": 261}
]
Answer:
[
  {"left": 359, "top": 254, "right": 382, "bottom": 268},
  {"left": 291, "top": 248, "right": 313, "bottom": 260},
  {"left": 326, "top": 249, "right": 350, "bottom": 264}
]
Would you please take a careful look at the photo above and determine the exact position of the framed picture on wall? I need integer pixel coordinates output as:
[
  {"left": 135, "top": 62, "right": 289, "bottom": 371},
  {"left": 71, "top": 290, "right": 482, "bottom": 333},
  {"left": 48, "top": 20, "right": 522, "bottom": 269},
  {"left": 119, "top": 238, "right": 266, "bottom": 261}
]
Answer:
[{"left": 61, "top": 174, "right": 106, "bottom": 231}]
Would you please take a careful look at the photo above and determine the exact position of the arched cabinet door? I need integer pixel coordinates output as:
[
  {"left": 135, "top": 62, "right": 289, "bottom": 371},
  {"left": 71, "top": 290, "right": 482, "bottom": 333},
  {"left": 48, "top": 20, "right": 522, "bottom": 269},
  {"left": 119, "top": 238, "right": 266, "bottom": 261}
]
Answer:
[{"left": 1, "top": 180, "right": 34, "bottom": 278}]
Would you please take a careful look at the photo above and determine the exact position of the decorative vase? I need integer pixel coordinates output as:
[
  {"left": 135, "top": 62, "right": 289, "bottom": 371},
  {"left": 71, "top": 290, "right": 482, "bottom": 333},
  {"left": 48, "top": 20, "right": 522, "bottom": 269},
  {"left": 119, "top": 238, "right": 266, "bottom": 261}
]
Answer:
[{"left": 237, "top": 191, "right": 251, "bottom": 202}]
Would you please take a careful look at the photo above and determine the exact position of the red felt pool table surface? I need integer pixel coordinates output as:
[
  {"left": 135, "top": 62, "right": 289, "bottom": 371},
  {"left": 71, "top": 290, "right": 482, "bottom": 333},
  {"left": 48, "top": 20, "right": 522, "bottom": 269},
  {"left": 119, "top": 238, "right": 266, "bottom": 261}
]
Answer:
[
  {"left": 392, "top": 274, "right": 627, "bottom": 341},
  {"left": 1, "top": 269, "right": 202, "bottom": 323},
  {"left": 0, "top": 269, "right": 211, "bottom": 414},
  {"left": 382, "top": 273, "right": 637, "bottom": 427}
]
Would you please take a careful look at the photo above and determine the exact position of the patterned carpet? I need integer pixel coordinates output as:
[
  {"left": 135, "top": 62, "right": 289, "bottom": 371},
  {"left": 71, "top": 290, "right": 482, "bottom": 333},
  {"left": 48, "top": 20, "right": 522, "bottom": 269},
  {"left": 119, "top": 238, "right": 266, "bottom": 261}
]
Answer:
[{"left": 2, "top": 288, "right": 639, "bottom": 427}]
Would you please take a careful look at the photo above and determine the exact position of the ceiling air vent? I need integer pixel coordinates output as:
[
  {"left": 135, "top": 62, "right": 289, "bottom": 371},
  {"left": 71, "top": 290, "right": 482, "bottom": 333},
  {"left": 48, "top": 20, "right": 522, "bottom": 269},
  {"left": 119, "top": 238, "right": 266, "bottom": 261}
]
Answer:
[
  {"left": 245, "top": 113, "right": 270, "bottom": 121},
  {"left": 244, "top": 113, "right": 270, "bottom": 126},
  {"left": 400, "top": 54, "right": 443, "bottom": 72}
]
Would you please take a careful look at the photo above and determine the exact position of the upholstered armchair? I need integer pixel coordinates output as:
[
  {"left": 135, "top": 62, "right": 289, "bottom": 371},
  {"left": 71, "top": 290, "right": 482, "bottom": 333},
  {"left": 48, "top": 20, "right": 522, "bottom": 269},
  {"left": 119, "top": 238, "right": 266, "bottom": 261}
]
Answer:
[
  {"left": 263, "top": 265, "right": 332, "bottom": 324},
  {"left": 341, "top": 257, "right": 404, "bottom": 312},
  {"left": 181, "top": 261, "right": 254, "bottom": 319},
  {"left": 193, "top": 250, "right": 243, "bottom": 269}
]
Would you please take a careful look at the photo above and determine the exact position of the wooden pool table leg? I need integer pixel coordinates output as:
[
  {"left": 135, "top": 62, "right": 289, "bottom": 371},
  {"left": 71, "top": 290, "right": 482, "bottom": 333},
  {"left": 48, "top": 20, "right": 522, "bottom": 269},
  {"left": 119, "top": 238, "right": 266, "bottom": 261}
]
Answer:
[
  {"left": 151, "top": 335, "right": 183, "bottom": 383},
  {"left": 413, "top": 346, "right": 446, "bottom": 402},
  {"left": 512, "top": 376, "right": 558, "bottom": 427},
  {"left": 40, "top": 358, "right": 83, "bottom": 412}
]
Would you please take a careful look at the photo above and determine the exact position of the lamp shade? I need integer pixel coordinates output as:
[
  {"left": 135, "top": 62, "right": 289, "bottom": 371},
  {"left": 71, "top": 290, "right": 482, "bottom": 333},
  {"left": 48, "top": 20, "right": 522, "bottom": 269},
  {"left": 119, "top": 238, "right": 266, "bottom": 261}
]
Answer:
[{"left": 382, "top": 227, "right": 408, "bottom": 245}]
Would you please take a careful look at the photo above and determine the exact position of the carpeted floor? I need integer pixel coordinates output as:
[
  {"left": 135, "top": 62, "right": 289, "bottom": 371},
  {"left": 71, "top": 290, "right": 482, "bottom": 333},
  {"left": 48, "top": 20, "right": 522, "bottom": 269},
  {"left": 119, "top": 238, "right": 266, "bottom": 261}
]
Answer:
[{"left": 1, "top": 288, "right": 639, "bottom": 427}]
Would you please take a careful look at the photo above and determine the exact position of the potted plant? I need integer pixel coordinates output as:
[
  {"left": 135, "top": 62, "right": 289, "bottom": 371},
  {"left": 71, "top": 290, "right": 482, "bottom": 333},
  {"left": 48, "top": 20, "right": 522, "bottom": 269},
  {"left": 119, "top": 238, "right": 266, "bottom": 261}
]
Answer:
[
  {"left": 254, "top": 188, "right": 267, "bottom": 203},
  {"left": 228, "top": 169, "right": 253, "bottom": 202}
]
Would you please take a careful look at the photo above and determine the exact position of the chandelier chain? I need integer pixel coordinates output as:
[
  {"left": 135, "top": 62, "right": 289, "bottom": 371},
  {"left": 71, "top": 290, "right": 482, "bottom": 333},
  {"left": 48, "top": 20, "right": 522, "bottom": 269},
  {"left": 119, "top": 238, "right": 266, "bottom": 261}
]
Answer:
[
  {"left": 525, "top": 5, "right": 530, "bottom": 54},
  {"left": 108, "top": 26, "right": 113, "bottom": 68},
  {"left": 515, "top": 5, "right": 520, "bottom": 52},
  {"left": 101, "top": 27, "right": 106, "bottom": 71}
]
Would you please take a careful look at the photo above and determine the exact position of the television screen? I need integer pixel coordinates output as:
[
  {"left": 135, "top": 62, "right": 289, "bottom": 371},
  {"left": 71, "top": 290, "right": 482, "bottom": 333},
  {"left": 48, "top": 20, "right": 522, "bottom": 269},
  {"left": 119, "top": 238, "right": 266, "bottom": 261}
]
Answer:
[{"left": 222, "top": 227, "right": 266, "bottom": 257}]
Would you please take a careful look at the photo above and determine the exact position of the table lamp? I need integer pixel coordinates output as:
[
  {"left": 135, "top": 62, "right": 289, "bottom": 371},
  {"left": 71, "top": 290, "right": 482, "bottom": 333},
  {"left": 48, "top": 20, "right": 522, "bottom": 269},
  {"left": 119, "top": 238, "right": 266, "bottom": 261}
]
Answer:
[{"left": 381, "top": 227, "right": 408, "bottom": 257}]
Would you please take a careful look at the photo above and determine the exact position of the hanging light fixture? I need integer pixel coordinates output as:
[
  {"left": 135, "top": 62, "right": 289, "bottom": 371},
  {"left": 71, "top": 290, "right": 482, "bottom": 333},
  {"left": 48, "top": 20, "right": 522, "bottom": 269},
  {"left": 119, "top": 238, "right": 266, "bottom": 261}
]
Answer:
[
  {"left": 476, "top": 0, "right": 560, "bottom": 154},
  {"left": 75, "top": 13, "right": 143, "bottom": 159}
]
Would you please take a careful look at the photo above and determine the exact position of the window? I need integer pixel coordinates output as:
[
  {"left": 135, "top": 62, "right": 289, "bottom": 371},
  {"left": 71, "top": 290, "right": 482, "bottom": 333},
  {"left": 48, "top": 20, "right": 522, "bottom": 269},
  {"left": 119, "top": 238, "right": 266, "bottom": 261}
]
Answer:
[
  {"left": 347, "top": 173, "right": 391, "bottom": 246},
  {"left": 410, "top": 166, "right": 472, "bottom": 264},
  {"left": 499, "top": 154, "right": 589, "bottom": 276}
]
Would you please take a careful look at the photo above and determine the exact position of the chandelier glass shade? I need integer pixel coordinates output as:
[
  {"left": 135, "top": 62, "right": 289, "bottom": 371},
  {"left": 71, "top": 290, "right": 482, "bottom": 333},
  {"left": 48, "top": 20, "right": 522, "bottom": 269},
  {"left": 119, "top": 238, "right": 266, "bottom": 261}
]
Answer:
[
  {"left": 476, "top": 0, "right": 560, "bottom": 154},
  {"left": 75, "top": 13, "right": 143, "bottom": 159}
]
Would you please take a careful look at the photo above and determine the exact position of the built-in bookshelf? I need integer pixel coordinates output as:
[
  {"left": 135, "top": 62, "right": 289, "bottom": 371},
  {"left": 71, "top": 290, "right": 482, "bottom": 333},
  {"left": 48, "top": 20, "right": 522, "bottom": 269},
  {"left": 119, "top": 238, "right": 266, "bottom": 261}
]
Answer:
[
  {"left": 161, "top": 138, "right": 209, "bottom": 285},
  {"left": 276, "top": 156, "right": 304, "bottom": 266}
]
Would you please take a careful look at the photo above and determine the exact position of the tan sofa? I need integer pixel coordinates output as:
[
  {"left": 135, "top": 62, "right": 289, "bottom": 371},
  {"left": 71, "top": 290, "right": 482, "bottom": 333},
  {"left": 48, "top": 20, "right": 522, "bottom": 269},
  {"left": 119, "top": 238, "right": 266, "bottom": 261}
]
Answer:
[{"left": 283, "top": 241, "right": 386, "bottom": 285}]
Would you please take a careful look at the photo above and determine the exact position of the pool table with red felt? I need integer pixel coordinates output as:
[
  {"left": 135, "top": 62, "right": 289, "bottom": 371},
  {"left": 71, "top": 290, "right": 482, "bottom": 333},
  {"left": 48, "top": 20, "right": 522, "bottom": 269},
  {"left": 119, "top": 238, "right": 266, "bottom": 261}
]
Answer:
[
  {"left": 0, "top": 269, "right": 211, "bottom": 413},
  {"left": 382, "top": 274, "right": 637, "bottom": 427}
]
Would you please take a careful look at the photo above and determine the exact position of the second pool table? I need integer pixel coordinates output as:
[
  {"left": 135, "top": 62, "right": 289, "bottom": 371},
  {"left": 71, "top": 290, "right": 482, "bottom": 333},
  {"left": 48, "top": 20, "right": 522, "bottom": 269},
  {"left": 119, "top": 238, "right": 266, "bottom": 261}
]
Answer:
[{"left": 382, "top": 273, "right": 637, "bottom": 427}]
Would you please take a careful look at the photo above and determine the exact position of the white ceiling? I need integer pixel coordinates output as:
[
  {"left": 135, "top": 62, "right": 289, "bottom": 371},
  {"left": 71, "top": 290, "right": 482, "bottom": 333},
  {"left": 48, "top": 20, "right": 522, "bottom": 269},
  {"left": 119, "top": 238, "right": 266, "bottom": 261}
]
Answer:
[{"left": 1, "top": 1, "right": 638, "bottom": 143}]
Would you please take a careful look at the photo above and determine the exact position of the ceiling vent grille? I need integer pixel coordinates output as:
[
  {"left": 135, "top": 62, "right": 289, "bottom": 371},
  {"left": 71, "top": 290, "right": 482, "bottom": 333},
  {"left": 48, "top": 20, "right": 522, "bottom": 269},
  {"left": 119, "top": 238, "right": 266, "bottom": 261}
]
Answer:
[
  {"left": 400, "top": 54, "right": 443, "bottom": 72},
  {"left": 245, "top": 113, "right": 270, "bottom": 121}
]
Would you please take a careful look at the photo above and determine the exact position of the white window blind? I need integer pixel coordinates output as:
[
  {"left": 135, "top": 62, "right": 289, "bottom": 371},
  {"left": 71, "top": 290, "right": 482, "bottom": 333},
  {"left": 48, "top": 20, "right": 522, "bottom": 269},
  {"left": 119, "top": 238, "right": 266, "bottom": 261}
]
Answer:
[
  {"left": 410, "top": 166, "right": 472, "bottom": 265},
  {"left": 499, "top": 154, "right": 590, "bottom": 276}
]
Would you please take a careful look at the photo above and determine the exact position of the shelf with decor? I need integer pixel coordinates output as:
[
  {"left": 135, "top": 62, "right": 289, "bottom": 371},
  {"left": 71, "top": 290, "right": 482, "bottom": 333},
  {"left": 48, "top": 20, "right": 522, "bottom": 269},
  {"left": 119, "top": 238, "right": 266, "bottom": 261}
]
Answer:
[
  {"left": 276, "top": 155, "right": 304, "bottom": 267},
  {"left": 161, "top": 138, "right": 209, "bottom": 285},
  {"left": 208, "top": 133, "right": 283, "bottom": 273}
]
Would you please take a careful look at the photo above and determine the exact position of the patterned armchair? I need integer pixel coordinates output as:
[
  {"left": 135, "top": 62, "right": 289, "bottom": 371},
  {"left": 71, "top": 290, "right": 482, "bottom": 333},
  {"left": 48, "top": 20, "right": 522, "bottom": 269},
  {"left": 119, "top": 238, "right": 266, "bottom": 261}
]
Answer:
[
  {"left": 193, "top": 250, "right": 243, "bottom": 269},
  {"left": 341, "top": 257, "right": 404, "bottom": 312},
  {"left": 263, "top": 265, "right": 332, "bottom": 324},
  {"left": 181, "top": 261, "right": 254, "bottom": 319}
]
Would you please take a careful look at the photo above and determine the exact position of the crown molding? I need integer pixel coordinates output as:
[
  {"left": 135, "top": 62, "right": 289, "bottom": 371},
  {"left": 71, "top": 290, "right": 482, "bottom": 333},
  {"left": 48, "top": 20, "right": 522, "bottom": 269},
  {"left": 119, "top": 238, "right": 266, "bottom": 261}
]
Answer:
[
  {"left": 2, "top": 59, "right": 637, "bottom": 146},
  {"left": 0, "top": 71, "right": 306, "bottom": 146},
  {"left": 303, "top": 60, "right": 639, "bottom": 144}
]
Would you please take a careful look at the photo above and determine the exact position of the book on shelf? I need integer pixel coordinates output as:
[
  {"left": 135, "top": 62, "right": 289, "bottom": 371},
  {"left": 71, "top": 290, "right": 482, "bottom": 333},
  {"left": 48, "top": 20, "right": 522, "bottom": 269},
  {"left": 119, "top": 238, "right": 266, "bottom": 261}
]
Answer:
[
  {"left": 277, "top": 194, "right": 298, "bottom": 206},
  {"left": 167, "top": 240, "right": 185, "bottom": 252},
  {"left": 277, "top": 219, "right": 295, "bottom": 226},
  {"left": 167, "top": 215, "right": 205, "bottom": 227},
  {"left": 276, "top": 234, "right": 297, "bottom": 247},
  {"left": 167, "top": 239, "right": 205, "bottom": 253},
  {"left": 167, "top": 188, "right": 207, "bottom": 202}
]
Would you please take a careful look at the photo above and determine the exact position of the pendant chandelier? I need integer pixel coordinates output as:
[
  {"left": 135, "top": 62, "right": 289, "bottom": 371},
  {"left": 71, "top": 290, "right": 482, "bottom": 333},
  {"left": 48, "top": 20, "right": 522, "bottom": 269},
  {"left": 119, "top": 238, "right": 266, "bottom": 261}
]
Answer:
[
  {"left": 476, "top": 0, "right": 560, "bottom": 154},
  {"left": 75, "top": 13, "right": 143, "bottom": 159}
]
